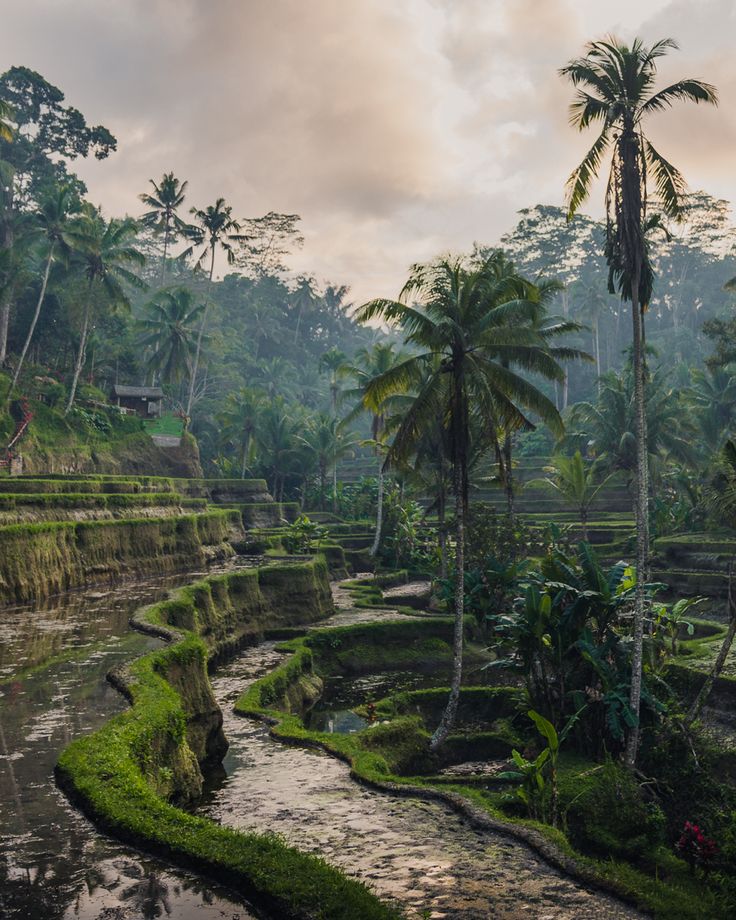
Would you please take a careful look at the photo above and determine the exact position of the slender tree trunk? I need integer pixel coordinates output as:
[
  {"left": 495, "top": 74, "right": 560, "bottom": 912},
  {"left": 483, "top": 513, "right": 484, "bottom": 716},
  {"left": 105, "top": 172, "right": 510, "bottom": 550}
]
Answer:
[
  {"left": 65, "top": 286, "right": 93, "bottom": 415},
  {"left": 503, "top": 430, "right": 515, "bottom": 520},
  {"left": 580, "top": 506, "right": 588, "bottom": 542},
  {"left": 332, "top": 462, "right": 338, "bottom": 514},
  {"left": 625, "top": 265, "right": 650, "bottom": 768},
  {"left": 438, "top": 486, "right": 447, "bottom": 581},
  {"left": 687, "top": 568, "right": 736, "bottom": 726},
  {"left": 0, "top": 209, "right": 14, "bottom": 367},
  {"left": 160, "top": 223, "right": 170, "bottom": 284},
  {"left": 186, "top": 248, "right": 214, "bottom": 416},
  {"left": 240, "top": 432, "right": 251, "bottom": 479},
  {"left": 431, "top": 365, "right": 467, "bottom": 751},
  {"left": 8, "top": 243, "right": 54, "bottom": 403},
  {"left": 369, "top": 451, "right": 384, "bottom": 557},
  {"left": 0, "top": 289, "right": 11, "bottom": 366}
]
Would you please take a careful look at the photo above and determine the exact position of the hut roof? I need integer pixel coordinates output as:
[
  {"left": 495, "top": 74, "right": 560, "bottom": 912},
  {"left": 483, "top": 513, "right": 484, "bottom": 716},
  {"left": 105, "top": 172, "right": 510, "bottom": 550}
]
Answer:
[{"left": 111, "top": 385, "right": 164, "bottom": 399}]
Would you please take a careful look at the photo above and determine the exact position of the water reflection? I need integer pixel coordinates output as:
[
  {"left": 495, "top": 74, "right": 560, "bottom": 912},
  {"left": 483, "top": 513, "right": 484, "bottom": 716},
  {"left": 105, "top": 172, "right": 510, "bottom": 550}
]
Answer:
[{"left": 0, "top": 570, "right": 255, "bottom": 920}]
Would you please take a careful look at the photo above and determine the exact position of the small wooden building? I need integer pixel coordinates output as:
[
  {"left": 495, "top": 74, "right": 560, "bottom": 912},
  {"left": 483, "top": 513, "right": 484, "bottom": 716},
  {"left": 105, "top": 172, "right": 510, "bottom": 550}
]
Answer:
[{"left": 111, "top": 385, "right": 164, "bottom": 418}]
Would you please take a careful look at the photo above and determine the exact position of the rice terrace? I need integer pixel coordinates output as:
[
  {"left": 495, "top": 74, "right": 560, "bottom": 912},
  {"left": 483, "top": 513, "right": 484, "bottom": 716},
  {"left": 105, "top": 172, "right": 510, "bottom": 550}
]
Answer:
[{"left": 2, "top": 2, "right": 736, "bottom": 918}]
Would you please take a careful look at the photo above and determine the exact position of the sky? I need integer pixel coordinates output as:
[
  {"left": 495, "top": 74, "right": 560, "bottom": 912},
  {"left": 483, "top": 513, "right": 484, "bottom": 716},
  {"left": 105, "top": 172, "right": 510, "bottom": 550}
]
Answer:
[{"left": 1, "top": 0, "right": 734, "bottom": 303}]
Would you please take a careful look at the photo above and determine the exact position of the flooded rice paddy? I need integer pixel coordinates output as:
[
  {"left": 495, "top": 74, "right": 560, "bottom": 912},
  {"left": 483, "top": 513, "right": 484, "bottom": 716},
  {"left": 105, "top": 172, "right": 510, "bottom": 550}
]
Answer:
[{"left": 0, "top": 566, "right": 255, "bottom": 920}]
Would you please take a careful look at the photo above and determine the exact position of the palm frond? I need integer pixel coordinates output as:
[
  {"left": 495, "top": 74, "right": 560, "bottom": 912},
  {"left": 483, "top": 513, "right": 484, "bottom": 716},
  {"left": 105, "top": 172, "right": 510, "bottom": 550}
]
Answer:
[{"left": 565, "top": 128, "right": 611, "bottom": 218}]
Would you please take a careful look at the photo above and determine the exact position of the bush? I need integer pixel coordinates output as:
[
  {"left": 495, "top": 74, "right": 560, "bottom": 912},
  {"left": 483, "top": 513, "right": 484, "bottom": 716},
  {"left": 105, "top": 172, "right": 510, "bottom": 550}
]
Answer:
[{"left": 562, "top": 759, "right": 666, "bottom": 860}]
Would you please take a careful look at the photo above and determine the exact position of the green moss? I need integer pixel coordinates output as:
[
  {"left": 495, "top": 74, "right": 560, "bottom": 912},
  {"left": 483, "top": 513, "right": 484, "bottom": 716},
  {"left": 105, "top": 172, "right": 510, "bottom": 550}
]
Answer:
[
  {"left": 0, "top": 510, "right": 240, "bottom": 605},
  {"left": 56, "top": 555, "right": 393, "bottom": 919},
  {"left": 236, "top": 618, "right": 729, "bottom": 919}
]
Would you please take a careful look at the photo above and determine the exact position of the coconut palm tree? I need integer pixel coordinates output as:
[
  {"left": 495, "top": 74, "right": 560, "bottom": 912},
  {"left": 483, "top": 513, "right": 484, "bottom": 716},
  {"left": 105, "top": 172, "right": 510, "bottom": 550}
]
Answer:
[
  {"left": 63, "top": 209, "right": 145, "bottom": 414},
  {"left": 529, "top": 451, "right": 615, "bottom": 540},
  {"left": 356, "top": 256, "right": 564, "bottom": 750},
  {"left": 341, "top": 342, "right": 407, "bottom": 557},
  {"left": 299, "top": 414, "right": 358, "bottom": 510},
  {"left": 687, "top": 366, "right": 736, "bottom": 453},
  {"left": 139, "top": 172, "right": 189, "bottom": 282},
  {"left": 185, "top": 198, "right": 244, "bottom": 415},
  {"left": 319, "top": 346, "right": 348, "bottom": 510},
  {"left": 217, "top": 386, "right": 266, "bottom": 479},
  {"left": 138, "top": 286, "right": 203, "bottom": 388},
  {"left": 7, "top": 184, "right": 79, "bottom": 401},
  {"left": 561, "top": 35, "right": 717, "bottom": 766}
]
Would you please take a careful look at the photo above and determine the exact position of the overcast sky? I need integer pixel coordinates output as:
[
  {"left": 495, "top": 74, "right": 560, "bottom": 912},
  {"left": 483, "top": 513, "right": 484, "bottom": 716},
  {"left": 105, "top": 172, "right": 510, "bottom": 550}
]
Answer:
[{"left": 1, "top": 0, "right": 733, "bottom": 302}]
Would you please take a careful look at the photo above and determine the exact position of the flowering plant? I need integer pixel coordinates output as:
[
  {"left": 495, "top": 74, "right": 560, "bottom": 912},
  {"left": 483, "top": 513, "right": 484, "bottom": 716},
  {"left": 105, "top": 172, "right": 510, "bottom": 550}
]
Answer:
[{"left": 675, "top": 821, "right": 717, "bottom": 872}]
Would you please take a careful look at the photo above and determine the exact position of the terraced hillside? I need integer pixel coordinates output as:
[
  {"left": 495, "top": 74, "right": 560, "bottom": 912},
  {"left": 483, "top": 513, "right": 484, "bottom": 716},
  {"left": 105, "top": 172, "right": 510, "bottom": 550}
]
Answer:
[{"left": 0, "top": 475, "right": 296, "bottom": 606}]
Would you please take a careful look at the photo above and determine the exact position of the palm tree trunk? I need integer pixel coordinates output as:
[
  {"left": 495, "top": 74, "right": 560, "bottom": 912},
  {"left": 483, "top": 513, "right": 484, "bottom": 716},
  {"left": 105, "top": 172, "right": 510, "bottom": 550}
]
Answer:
[
  {"left": 8, "top": 243, "right": 54, "bottom": 403},
  {"left": 161, "top": 223, "right": 169, "bottom": 283},
  {"left": 503, "top": 431, "right": 515, "bottom": 520},
  {"left": 0, "top": 288, "right": 11, "bottom": 366},
  {"left": 369, "top": 451, "right": 384, "bottom": 557},
  {"left": 580, "top": 505, "right": 589, "bottom": 542},
  {"left": 625, "top": 267, "right": 650, "bottom": 769},
  {"left": 65, "top": 286, "right": 92, "bottom": 415},
  {"left": 431, "top": 366, "right": 467, "bottom": 752},
  {"left": 186, "top": 249, "right": 214, "bottom": 416},
  {"left": 430, "top": 438, "right": 465, "bottom": 751},
  {"left": 438, "top": 487, "right": 447, "bottom": 581}
]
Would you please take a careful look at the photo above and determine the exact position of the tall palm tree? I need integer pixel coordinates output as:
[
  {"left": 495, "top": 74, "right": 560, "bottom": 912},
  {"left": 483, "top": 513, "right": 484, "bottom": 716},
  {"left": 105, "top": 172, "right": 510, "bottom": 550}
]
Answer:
[
  {"left": 356, "top": 256, "right": 564, "bottom": 750},
  {"left": 139, "top": 172, "right": 189, "bottom": 283},
  {"left": 319, "top": 346, "right": 348, "bottom": 510},
  {"left": 138, "top": 286, "right": 203, "bottom": 387},
  {"left": 185, "top": 198, "right": 243, "bottom": 415},
  {"left": 299, "top": 414, "right": 358, "bottom": 510},
  {"left": 8, "top": 184, "right": 78, "bottom": 401},
  {"left": 63, "top": 209, "right": 145, "bottom": 414},
  {"left": 561, "top": 36, "right": 717, "bottom": 766},
  {"left": 342, "top": 342, "right": 406, "bottom": 556}
]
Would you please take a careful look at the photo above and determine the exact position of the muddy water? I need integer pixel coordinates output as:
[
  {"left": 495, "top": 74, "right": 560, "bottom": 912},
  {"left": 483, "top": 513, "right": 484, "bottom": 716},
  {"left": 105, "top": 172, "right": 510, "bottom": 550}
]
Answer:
[
  {"left": 198, "top": 592, "right": 644, "bottom": 920},
  {"left": 0, "top": 567, "right": 256, "bottom": 920}
]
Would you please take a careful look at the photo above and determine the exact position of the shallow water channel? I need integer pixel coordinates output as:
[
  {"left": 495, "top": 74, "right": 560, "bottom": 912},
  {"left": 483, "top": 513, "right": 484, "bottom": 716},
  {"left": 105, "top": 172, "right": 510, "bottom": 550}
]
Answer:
[
  {"left": 197, "top": 596, "right": 645, "bottom": 920},
  {"left": 0, "top": 565, "right": 256, "bottom": 920}
]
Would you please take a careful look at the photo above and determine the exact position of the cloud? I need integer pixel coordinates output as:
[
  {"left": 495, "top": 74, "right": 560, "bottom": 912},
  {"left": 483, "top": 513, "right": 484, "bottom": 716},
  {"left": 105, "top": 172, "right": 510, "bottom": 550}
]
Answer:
[{"left": 0, "top": 0, "right": 732, "bottom": 302}]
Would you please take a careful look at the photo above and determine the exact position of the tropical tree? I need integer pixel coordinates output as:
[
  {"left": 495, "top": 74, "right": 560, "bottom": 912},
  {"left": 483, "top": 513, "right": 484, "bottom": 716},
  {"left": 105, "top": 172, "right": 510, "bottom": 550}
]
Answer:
[
  {"left": 138, "top": 286, "right": 203, "bottom": 387},
  {"left": 256, "top": 400, "right": 305, "bottom": 502},
  {"left": 217, "top": 386, "right": 266, "bottom": 479},
  {"left": 342, "top": 342, "right": 406, "bottom": 557},
  {"left": 8, "top": 184, "right": 79, "bottom": 400},
  {"left": 687, "top": 366, "right": 736, "bottom": 453},
  {"left": 319, "top": 346, "right": 348, "bottom": 510},
  {"left": 561, "top": 36, "right": 717, "bottom": 766},
  {"left": 299, "top": 414, "right": 358, "bottom": 510},
  {"left": 568, "top": 364, "right": 697, "bottom": 486},
  {"left": 63, "top": 209, "right": 145, "bottom": 413},
  {"left": 139, "top": 172, "right": 189, "bottom": 282},
  {"left": 251, "top": 356, "right": 298, "bottom": 399},
  {"left": 0, "top": 99, "right": 13, "bottom": 141},
  {"left": 185, "top": 198, "right": 243, "bottom": 415},
  {"left": 529, "top": 451, "right": 615, "bottom": 540},
  {"left": 356, "top": 255, "right": 564, "bottom": 749},
  {"left": 0, "top": 67, "right": 116, "bottom": 365}
]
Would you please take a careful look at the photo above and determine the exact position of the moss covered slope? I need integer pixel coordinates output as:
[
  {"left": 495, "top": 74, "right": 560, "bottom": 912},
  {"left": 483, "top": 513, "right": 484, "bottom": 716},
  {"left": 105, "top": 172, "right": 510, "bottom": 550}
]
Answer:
[{"left": 56, "top": 557, "right": 399, "bottom": 919}]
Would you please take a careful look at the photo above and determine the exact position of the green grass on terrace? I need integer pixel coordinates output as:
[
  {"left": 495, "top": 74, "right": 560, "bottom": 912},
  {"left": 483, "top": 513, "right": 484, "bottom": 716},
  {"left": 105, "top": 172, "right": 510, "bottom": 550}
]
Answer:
[{"left": 143, "top": 413, "right": 184, "bottom": 438}]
